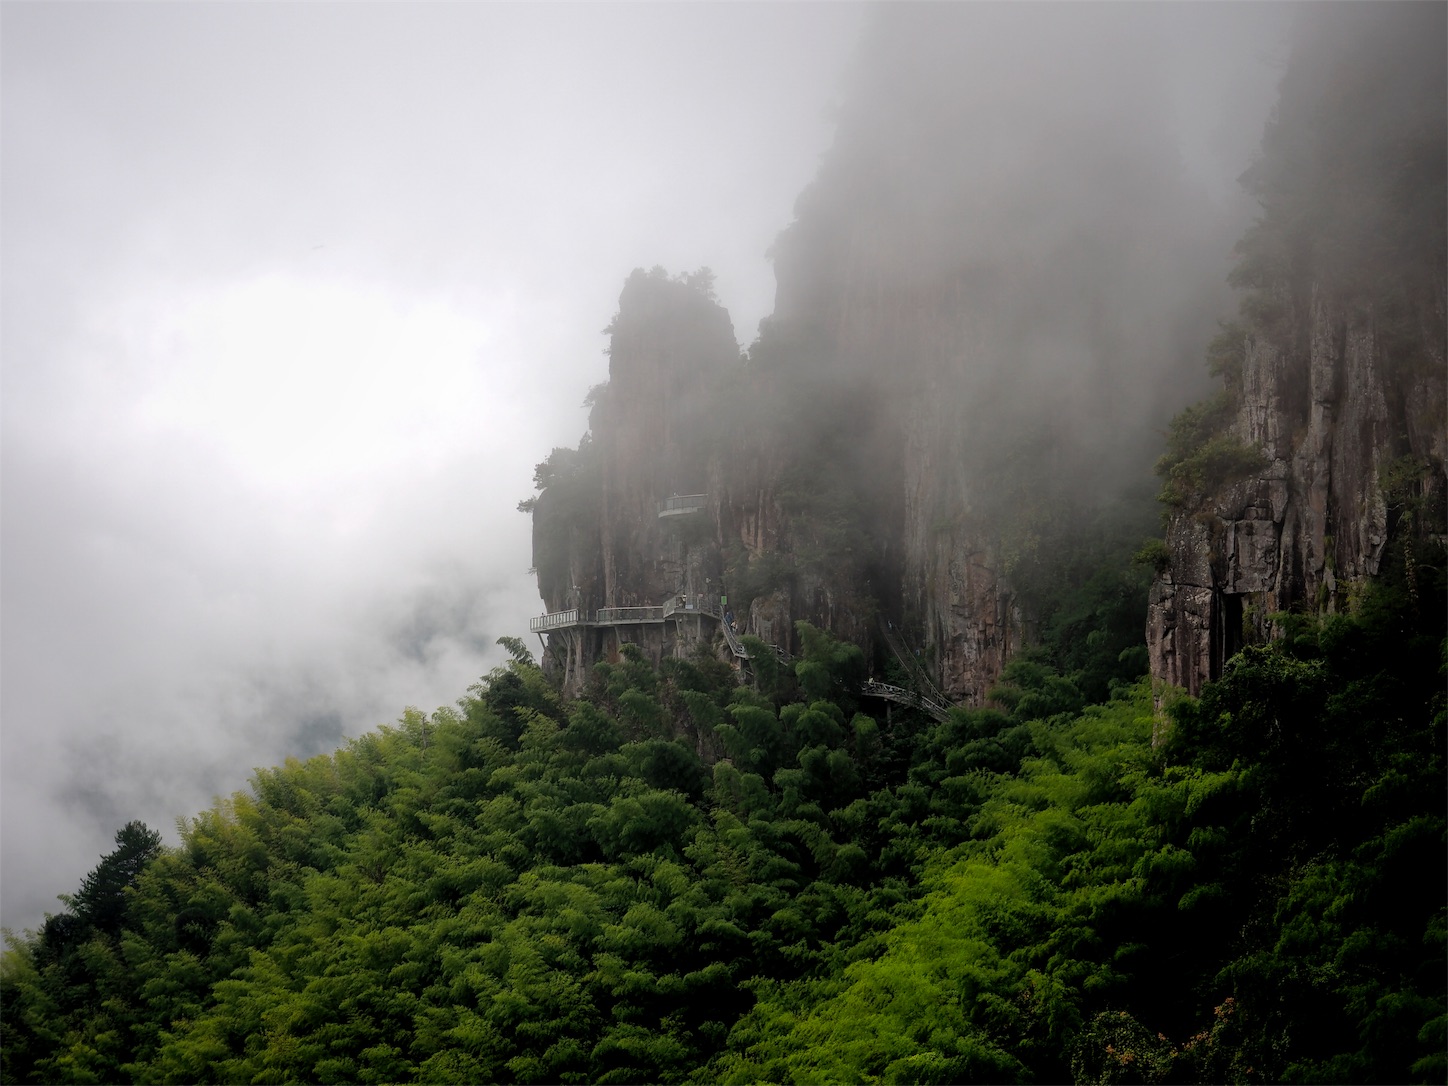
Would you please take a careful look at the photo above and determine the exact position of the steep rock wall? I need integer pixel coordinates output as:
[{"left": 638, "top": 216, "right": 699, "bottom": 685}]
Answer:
[
  {"left": 531, "top": 7, "right": 1243, "bottom": 703},
  {"left": 1149, "top": 291, "right": 1444, "bottom": 694},
  {"left": 752, "top": 19, "right": 1233, "bottom": 702},
  {"left": 528, "top": 7, "right": 1444, "bottom": 707},
  {"left": 532, "top": 271, "right": 739, "bottom": 691},
  {"left": 1147, "top": 3, "right": 1446, "bottom": 695}
]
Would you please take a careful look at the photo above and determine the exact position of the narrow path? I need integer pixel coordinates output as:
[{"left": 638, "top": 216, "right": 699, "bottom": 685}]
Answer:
[
  {"left": 878, "top": 617, "right": 948, "bottom": 707},
  {"left": 860, "top": 679, "right": 951, "bottom": 722},
  {"left": 530, "top": 597, "right": 953, "bottom": 722}
]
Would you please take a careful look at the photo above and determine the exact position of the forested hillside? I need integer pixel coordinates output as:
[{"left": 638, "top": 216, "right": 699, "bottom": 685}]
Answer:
[
  {"left": 4, "top": 4, "right": 1444, "bottom": 1084},
  {"left": 4, "top": 582, "right": 1442, "bottom": 1082}
]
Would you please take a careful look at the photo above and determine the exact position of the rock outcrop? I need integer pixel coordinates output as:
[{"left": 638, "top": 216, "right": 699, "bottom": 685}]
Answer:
[
  {"left": 1147, "top": 3, "right": 1446, "bottom": 695},
  {"left": 528, "top": 4, "right": 1444, "bottom": 705},
  {"left": 742, "top": 4, "right": 1232, "bottom": 703},
  {"left": 531, "top": 270, "right": 737, "bottom": 692},
  {"left": 1149, "top": 297, "right": 1445, "bottom": 694}
]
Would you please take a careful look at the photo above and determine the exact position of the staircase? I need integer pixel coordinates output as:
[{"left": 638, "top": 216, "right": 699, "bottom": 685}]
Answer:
[
  {"left": 860, "top": 679, "right": 951, "bottom": 722},
  {"left": 878, "top": 617, "right": 948, "bottom": 707}
]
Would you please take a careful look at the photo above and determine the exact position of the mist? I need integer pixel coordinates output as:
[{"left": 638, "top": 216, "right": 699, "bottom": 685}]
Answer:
[
  {"left": 772, "top": 2, "right": 1293, "bottom": 445},
  {"left": 1, "top": 2, "right": 864, "bottom": 935},
  {"left": 2, "top": 2, "right": 1295, "bottom": 936}
]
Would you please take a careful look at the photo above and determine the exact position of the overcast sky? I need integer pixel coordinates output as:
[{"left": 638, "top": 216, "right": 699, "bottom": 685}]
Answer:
[{"left": 1, "top": 2, "right": 867, "bottom": 934}]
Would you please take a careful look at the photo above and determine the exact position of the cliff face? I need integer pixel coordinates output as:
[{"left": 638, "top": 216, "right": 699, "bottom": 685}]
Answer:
[
  {"left": 529, "top": 5, "right": 1443, "bottom": 705},
  {"left": 748, "top": 4, "right": 1231, "bottom": 702},
  {"left": 528, "top": 8, "right": 1238, "bottom": 700},
  {"left": 531, "top": 270, "right": 738, "bottom": 692},
  {"left": 1149, "top": 296, "right": 1445, "bottom": 693},
  {"left": 1147, "top": 3, "right": 1447, "bottom": 695}
]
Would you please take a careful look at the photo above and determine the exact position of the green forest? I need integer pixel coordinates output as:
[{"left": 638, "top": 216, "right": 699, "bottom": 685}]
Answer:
[
  {"left": 5, "top": 5, "right": 1445, "bottom": 1084},
  {"left": 3, "top": 547, "right": 1443, "bottom": 1083}
]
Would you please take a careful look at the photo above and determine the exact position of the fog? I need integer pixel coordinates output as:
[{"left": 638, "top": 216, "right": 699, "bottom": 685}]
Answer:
[
  {"left": 770, "top": 3, "right": 1294, "bottom": 485},
  {"left": 1, "top": 2, "right": 864, "bottom": 934},
  {"left": 1, "top": 2, "right": 1294, "bottom": 936}
]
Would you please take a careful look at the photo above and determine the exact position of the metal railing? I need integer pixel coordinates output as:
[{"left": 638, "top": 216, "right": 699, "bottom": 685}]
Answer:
[
  {"left": 663, "top": 594, "right": 721, "bottom": 619},
  {"left": 530, "top": 601, "right": 954, "bottom": 719},
  {"left": 879, "top": 617, "right": 948, "bottom": 707},
  {"left": 720, "top": 615, "right": 750, "bottom": 659},
  {"left": 530, "top": 608, "right": 583, "bottom": 632},
  {"left": 594, "top": 605, "right": 665, "bottom": 624},
  {"left": 861, "top": 679, "right": 951, "bottom": 722},
  {"left": 531, "top": 597, "right": 725, "bottom": 631},
  {"left": 657, "top": 494, "right": 708, "bottom": 517}
]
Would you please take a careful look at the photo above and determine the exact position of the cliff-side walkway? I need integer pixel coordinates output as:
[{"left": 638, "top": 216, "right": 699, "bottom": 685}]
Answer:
[{"left": 531, "top": 597, "right": 953, "bottom": 722}]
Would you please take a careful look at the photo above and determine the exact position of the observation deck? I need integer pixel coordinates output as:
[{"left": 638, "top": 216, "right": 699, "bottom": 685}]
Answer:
[
  {"left": 530, "top": 594, "right": 720, "bottom": 633},
  {"left": 529, "top": 600, "right": 950, "bottom": 721},
  {"left": 530, "top": 608, "right": 584, "bottom": 632},
  {"left": 657, "top": 494, "right": 708, "bottom": 518}
]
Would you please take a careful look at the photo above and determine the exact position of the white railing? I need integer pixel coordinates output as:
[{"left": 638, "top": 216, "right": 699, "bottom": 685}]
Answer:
[
  {"left": 663, "top": 594, "right": 721, "bottom": 619},
  {"left": 531, "top": 598, "right": 724, "bottom": 631},
  {"left": 594, "top": 605, "right": 665, "bottom": 624},
  {"left": 720, "top": 616, "right": 750, "bottom": 659},
  {"left": 657, "top": 494, "right": 708, "bottom": 517},
  {"left": 530, "top": 609, "right": 583, "bottom": 632}
]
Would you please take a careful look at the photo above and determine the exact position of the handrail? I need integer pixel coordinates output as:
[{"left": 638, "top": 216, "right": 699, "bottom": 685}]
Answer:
[
  {"left": 595, "top": 605, "right": 665, "bottom": 624},
  {"left": 720, "top": 615, "right": 750, "bottom": 659},
  {"left": 531, "top": 598, "right": 952, "bottom": 719},
  {"left": 531, "top": 609, "right": 583, "bottom": 631},
  {"left": 531, "top": 596, "right": 723, "bottom": 631},
  {"left": 662, "top": 594, "right": 721, "bottom": 619},
  {"left": 879, "top": 617, "right": 947, "bottom": 705},
  {"left": 861, "top": 679, "right": 951, "bottom": 722},
  {"left": 657, "top": 494, "right": 708, "bottom": 517}
]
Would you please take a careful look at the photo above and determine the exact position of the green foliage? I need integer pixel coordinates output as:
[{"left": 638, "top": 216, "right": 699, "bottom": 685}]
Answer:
[
  {"left": 496, "top": 635, "right": 536, "bottom": 668},
  {"left": 1154, "top": 391, "right": 1266, "bottom": 509},
  {"left": 718, "top": 594, "right": 1444, "bottom": 1083},
  {"left": 722, "top": 546, "right": 797, "bottom": 622},
  {"left": 1204, "top": 322, "right": 1248, "bottom": 391},
  {"left": 993, "top": 491, "right": 1159, "bottom": 705},
  {"left": 524, "top": 437, "right": 603, "bottom": 592},
  {"left": 775, "top": 464, "right": 871, "bottom": 577},
  {"left": 68, "top": 822, "right": 164, "bottom": 938},
  {"left": 4, "top": 587, "right": 1439, "bottom": 1084},
  {"left": 1133, "top": 538, "right": 1171, "bottom": 575},
  {"left": 6, "top": 13, "right": 1443, "bottom": 1072},
  {"left": 2, "top": 627, "right": 962, "bottom": 1083}
]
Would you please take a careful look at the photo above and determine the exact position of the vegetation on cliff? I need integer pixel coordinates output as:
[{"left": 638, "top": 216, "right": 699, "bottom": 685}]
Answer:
[
  {"left": 6, "top": 6, "right": 1443, "bottom": 1085},
  {"left": 5, "top": 580, "right": 1442, "bottom": 1083}
]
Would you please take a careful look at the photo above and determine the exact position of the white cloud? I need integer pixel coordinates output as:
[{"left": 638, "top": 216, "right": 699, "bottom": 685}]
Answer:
[
  {"left": 129, "top": 276, "right": 507, "bottom": 486},
  {"left": 1, "top": 2, "right": 865, "bottom": 933}
]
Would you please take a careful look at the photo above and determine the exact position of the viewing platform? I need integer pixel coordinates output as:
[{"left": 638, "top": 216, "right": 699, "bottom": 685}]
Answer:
[
  {"left": 530, "top": 596, "right": 952, "bottom": 722},
  {"left": 530, "top": 594, "right": 721, "bottom": 633},
  {"left": 530, "top": 608, "right": 583, "bottom": 632},
  {"left": 657, "top": 494, "right": 708, "bottom": 518}
]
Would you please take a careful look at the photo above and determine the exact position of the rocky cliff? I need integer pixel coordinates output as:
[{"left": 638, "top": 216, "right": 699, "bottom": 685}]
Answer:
[
  {"left": 530, "top": 269, "right": 738, "bottom": 692},
  {"left": 722, "top": 4, "right": 1234, "bottom": 702},
  {"left": 1147, "top": 3, "right": 1446, "bottom": 694},
  {"left": 527, "top": 4, "right": 1444, "bottom": 706}
]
